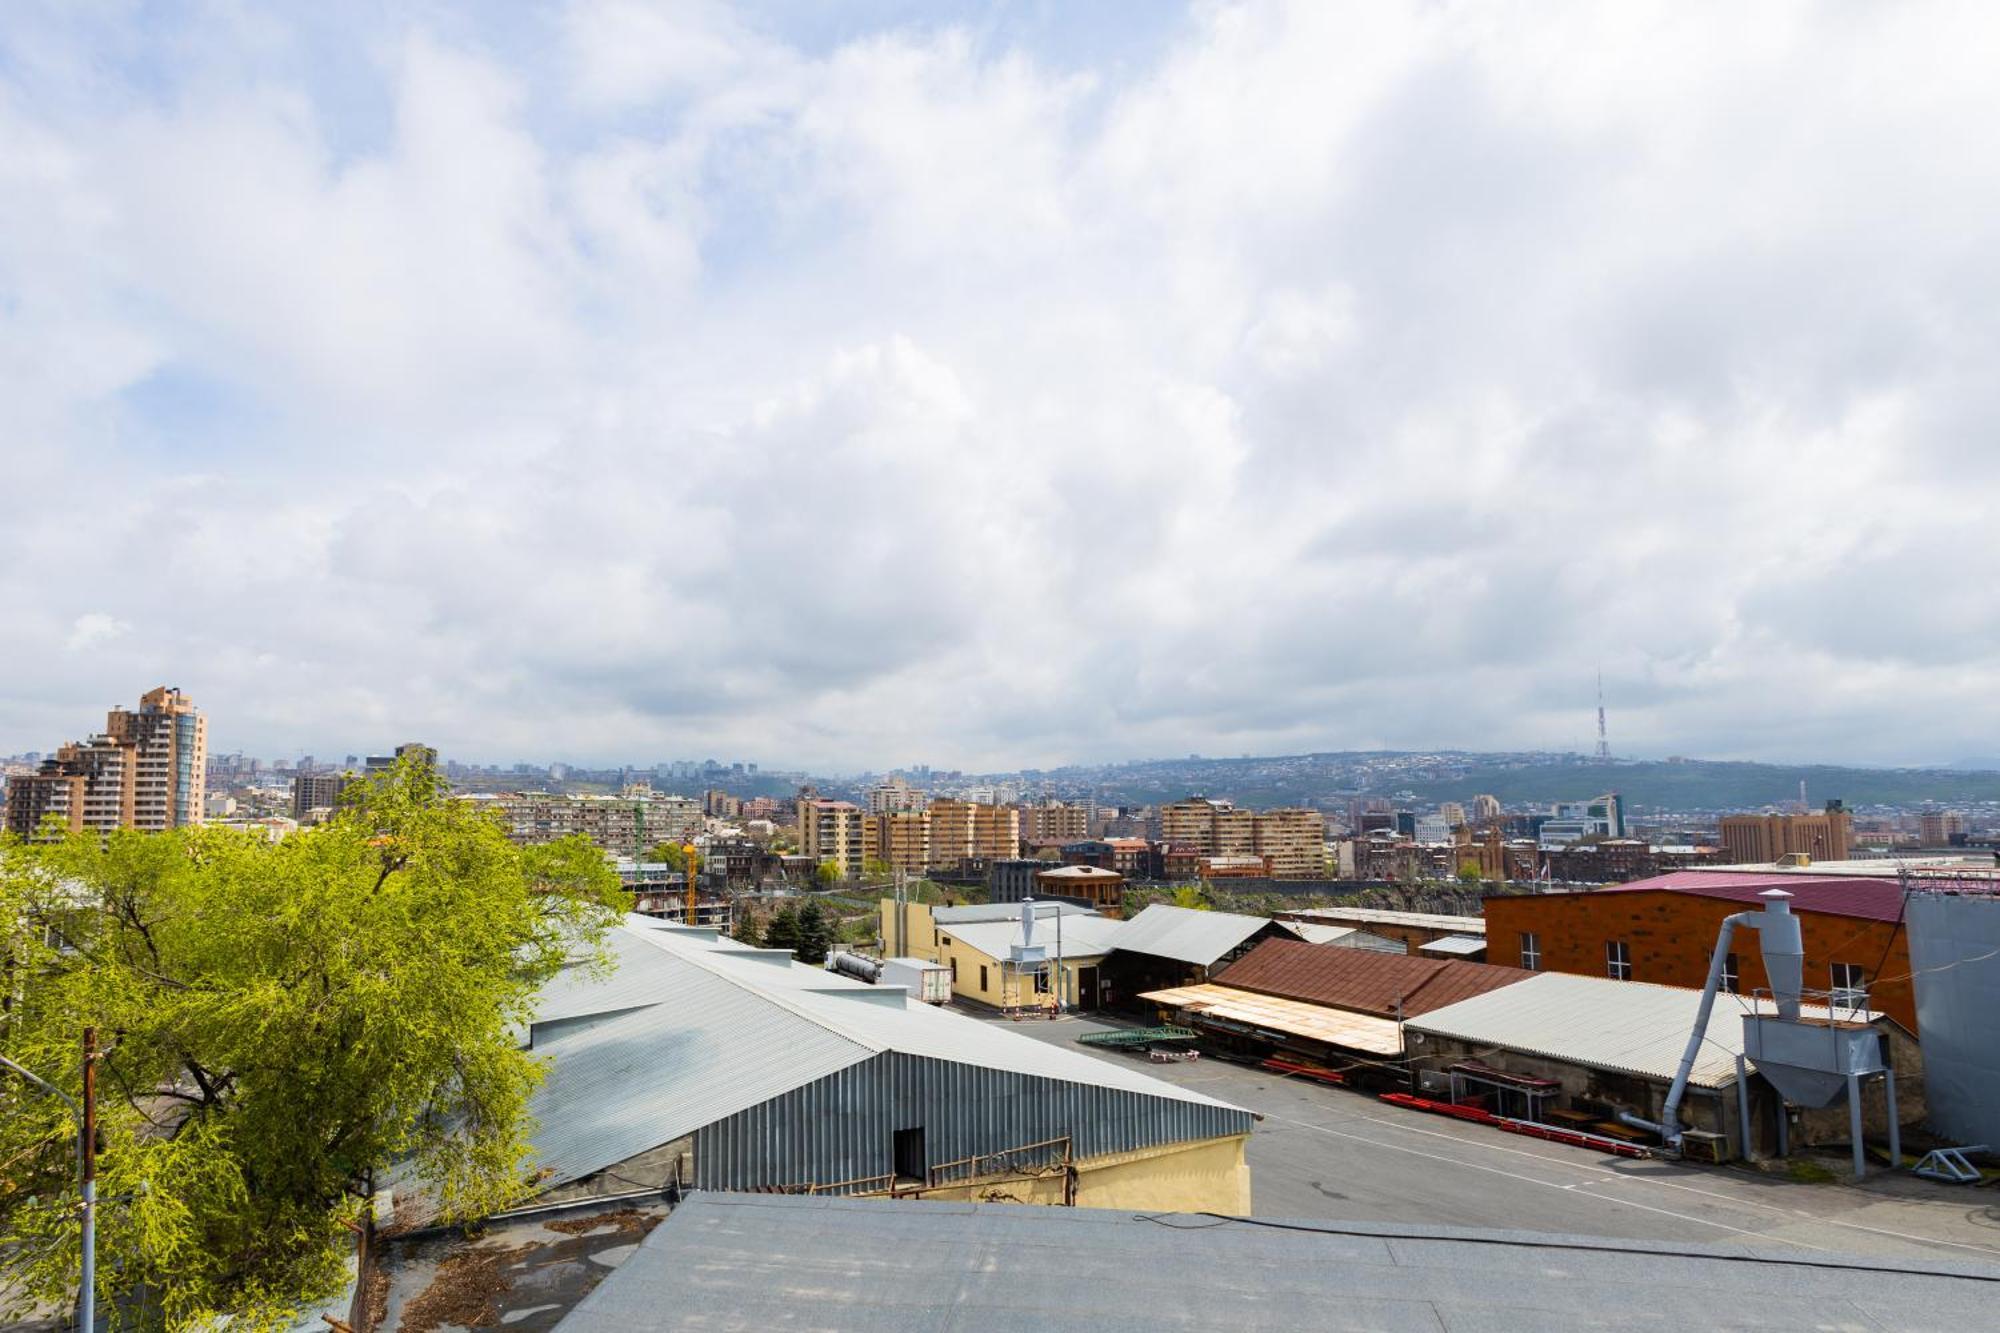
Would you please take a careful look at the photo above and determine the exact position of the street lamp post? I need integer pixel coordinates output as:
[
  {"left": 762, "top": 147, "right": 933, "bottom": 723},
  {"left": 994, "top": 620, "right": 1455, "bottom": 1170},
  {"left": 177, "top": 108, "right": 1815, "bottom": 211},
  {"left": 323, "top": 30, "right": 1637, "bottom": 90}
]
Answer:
[{"left": 0, "top": 1027, "right": 96, "bottom": 1332}]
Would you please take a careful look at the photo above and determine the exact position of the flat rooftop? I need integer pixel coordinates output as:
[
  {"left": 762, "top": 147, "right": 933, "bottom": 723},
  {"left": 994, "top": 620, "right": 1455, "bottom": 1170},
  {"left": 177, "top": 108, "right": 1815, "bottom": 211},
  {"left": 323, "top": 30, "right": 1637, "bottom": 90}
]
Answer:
[{"left": 554, "top": 1192, "right": 2000, "bottom": 1332}]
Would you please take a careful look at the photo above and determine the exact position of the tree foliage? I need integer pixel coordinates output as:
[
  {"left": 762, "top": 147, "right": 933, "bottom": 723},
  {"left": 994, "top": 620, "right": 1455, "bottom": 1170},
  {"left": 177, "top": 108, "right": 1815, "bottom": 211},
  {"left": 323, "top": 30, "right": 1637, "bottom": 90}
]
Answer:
[
  {"left": 795, "top": 899, "right": 836, "bottom": 965},
  {"left": 761, "top": 904, "right": 802, "bottom": 956},
  {"left": 0, "top": 758, "right": 627, "bottom": 1329},
  {"left": 643, "top": 843, "right": 688, "bottom": 872},
  {"left": 729, "top": 911, "right": 762, "bottom": 948}
]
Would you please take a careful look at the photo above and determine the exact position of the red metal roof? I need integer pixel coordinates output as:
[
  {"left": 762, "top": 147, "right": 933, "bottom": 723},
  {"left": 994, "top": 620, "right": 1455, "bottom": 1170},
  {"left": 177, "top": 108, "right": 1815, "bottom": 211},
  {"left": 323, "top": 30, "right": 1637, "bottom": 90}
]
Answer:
[
  {"left": 1590, "top": 870, "right": 1909, "bottom": 923},
  {"left": 1212, "top": 938, "right": 1530, "bottom": 1019}
]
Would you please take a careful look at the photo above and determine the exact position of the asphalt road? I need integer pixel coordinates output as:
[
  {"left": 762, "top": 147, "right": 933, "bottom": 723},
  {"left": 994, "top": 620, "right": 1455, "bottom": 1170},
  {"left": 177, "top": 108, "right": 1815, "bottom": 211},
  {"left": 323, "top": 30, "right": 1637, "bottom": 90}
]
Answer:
[{"left": 996, "top": 1011, "right": 2000, "bottom": 1265}]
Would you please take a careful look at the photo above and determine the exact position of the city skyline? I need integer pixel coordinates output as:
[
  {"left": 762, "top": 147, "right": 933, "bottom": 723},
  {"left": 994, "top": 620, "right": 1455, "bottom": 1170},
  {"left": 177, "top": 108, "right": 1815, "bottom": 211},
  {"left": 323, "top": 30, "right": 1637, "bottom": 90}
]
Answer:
[{"left": 7, "top": 4, "right": 2000, "bottom": 770}]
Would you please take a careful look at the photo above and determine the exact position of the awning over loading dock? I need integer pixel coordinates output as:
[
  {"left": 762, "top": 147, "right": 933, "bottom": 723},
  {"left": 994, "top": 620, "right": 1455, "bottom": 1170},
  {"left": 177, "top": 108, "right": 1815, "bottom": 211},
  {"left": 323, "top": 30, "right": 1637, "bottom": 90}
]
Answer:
[{"left": 1139, "top": 983, "right": 1406, "bottom": 1056}]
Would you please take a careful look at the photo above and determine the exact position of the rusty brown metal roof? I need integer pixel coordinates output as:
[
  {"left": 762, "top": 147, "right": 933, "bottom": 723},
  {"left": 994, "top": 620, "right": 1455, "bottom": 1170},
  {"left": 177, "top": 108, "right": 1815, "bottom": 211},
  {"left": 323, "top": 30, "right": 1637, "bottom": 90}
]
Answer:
[{"left": 1211, "top": 938, "right": 1530, "bottom": 1019}]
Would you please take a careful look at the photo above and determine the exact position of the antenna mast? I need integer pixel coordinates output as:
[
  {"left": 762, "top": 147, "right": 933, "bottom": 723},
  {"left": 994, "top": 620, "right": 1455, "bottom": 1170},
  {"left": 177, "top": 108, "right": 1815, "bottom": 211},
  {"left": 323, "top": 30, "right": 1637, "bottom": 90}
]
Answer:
[{"left": 1595, "top": 671, "right": 1610, "bottom": 763}]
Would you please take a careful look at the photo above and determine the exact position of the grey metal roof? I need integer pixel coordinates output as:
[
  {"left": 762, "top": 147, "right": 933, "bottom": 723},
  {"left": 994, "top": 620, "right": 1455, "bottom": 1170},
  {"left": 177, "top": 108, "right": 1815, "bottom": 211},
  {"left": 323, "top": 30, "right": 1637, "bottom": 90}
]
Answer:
[
  {"left": 1110, "top": 903, "right": 1275, "bottom": 966},
  {"left": 1417, "top": 934, "right": 1490, "bottom": 957},
  {"left": 515, "top": 917, "right": 1244, "bottom": 1194},
  {"left": 932, "top": 901, "right": 1101, "bottom": 925},
  {"left": 937, "top": 913, "right": 1127, "bottom": 961},
  {"left": 1286, "top": 921, "right": 1405, "bottom": 953},
  {"left": 555, "top": 1193, "right": 2000, "bottom": 1332},
  {"left": 1289, "top": 906, "right": 1487, "bottom": 932},
  {"left": 1405, "top": 972, "right": 1873, "bottom": 1089}
]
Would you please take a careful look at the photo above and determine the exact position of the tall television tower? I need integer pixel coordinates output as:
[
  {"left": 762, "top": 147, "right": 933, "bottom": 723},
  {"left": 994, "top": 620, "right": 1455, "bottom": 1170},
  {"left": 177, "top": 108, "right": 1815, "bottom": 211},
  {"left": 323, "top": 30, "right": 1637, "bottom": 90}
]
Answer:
[{"left": 1595, "top": 670, "right": 1611, "bottom": 763}]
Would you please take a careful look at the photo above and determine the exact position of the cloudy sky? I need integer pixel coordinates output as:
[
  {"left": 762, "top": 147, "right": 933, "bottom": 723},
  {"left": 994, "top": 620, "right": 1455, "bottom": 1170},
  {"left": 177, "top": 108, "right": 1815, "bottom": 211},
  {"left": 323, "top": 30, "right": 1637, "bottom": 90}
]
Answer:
[{"left": 4, "top": 1, "right": 1997, "bottom": 772}]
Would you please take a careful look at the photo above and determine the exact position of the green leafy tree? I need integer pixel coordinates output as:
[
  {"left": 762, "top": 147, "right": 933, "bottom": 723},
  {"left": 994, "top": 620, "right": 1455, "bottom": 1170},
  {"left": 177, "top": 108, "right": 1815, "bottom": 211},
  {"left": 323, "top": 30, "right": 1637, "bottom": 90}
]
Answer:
[
  {"left": 795, "top": 899, "right": 836, "bottom": 965},
  {"left": 730, "top": 911, "right": 763, "bottom": 948},
  {"left": 1169, "top": 883, "right": 1213, "bottom": 911},
  {"left": 762, "top": 903, "right": 803, "bottom": 956},
  {"left": 644, "top": 843, "right": 688, "bottom": 871},
  {"left": 0, "top": 757, "right": 627, "bottom": 1330},
  {"left": 814, "top": 860, "right": 843, "bottom": 887}
]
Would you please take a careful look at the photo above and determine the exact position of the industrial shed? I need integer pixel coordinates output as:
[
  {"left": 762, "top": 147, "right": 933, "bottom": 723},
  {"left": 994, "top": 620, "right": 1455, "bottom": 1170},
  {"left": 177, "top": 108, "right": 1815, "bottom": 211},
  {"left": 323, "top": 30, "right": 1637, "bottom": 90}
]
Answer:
[
  {"left": 1403, "top": 972, "right": 1921, "bottom": 1160},
  {"left": 1138, "top": 937, "right": 1531, "bottom": 1083},
  {"left": 446, "top": 916, "right": 1256, "bottom": 1215},
  {"left": 1100, "top": 903, "right": 1300, "bottom": 999}
]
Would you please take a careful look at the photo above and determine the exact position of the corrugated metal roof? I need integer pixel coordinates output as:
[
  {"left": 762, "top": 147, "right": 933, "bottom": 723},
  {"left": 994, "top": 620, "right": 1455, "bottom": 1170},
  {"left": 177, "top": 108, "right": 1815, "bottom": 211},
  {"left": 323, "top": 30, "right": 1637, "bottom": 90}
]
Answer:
[
  {"left": 1111, "top": 904, "right": 1277, "bottom": 966},
  {"left": 933, "top": 901, "right": 1102, "bottom": 925},
  {"left": 937, "top": 913, "right": 1126, "bottom": 961},
  {"left": 1215, "top": 938, "right": 1529, "bottom": 1018},
  {"left": 1142, "top": 984, "right": 1406, "bottom": 1055},
  {"left": 558, "top": 1193, "right": 2000, "bottom": 1332},
  {"left": 1404, "top": 972, "right": 1873, "bottom": 1089},
  {"left": 1287, "top": 906, "right": 1486, "bottom": 933},
  {"left": 519, "top": 916, "right": 1243, "bottom": 1193},
  {"left": 1208, "top": 932, "right": 1520, "bottom": 1016},
  {"left": 1418, "top": 935, "right": 1490, "bottom": 957},
  {"left": 1286, "top": 922, "right": 1406, "bottom": 954},
  {"left": 1593, "top": 871, "right": 1908, "bottom": 923}
]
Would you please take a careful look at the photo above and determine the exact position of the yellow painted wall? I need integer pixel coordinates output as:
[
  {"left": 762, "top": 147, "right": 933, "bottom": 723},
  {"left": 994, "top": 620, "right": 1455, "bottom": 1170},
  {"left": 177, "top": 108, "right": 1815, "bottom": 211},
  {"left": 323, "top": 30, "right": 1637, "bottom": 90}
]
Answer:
[
  {"left": 878, "top": 898, "right": 943, "bottom": 962},
  {"left": 913, "top": 1134, "right": 1251, "bottom": 1215}
]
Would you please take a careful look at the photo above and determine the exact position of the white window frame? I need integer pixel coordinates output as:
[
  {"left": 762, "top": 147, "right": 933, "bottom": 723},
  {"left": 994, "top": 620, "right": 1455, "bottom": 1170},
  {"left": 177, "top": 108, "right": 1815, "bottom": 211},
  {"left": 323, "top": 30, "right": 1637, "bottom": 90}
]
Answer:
[
  {"left": 1831, "top": 962, "right": 1867, "bottom": 1011},
  {"left": 1519, "top": 932, "right": 1542, "bottom": 972},
  {"left": 1606, "top": 940, "right": 1632, "bottom": 981}
]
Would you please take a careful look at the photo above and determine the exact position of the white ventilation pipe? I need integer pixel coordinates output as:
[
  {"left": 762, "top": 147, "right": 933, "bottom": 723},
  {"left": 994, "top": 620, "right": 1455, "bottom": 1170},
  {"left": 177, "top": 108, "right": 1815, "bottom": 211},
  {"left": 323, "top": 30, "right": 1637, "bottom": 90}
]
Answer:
[
  {"left": 1621, "top": 890, "right": 1799, "bottom": 1149},
  {"left": 1021, "top": 896, "right": 1037, "bottom": 951}
]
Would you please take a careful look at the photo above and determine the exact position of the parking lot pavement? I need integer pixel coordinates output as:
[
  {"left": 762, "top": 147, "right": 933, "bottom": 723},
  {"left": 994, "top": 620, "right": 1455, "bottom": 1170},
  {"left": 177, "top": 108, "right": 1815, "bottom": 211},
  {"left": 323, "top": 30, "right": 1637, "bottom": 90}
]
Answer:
[{"left": 992, "top": 1010, "right": 2000, "bottom": 1264}]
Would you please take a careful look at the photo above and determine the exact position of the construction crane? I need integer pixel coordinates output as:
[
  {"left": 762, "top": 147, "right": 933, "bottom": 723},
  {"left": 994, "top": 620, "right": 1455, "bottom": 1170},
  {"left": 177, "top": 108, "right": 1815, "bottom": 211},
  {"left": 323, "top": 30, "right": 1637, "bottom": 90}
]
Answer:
[{"left": 682, "top": 841, "right": 700, "bottom": 925}]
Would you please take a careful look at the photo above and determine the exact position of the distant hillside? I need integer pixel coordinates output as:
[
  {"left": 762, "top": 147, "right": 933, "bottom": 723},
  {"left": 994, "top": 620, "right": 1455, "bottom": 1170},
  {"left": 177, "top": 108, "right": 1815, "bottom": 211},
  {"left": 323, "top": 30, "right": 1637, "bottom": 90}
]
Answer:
[
  {"left": 1395, "top": 759, "right": 2000, "bottom": 811},
  {"left": 1061, "top": 751, "right": 2000, "bottom": 812}
]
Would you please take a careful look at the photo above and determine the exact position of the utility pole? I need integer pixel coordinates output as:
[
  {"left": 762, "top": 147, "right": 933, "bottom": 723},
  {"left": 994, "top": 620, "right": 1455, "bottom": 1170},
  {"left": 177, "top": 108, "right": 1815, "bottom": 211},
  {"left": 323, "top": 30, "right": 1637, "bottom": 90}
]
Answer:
[
  {"left": 82, "top": 1027, "right": 97, "bottom": 1333},
  {"left": 0, "top": 1028, "right": 95, "bottom": 1332}
]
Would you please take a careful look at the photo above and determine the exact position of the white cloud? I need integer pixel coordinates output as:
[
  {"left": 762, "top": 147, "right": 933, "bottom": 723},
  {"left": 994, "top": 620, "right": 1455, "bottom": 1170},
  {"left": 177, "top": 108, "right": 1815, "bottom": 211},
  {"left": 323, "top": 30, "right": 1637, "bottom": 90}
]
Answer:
[
  {"left": 65, "top": 613, "right": 131, "bottom": 653},
  {"left": 3, "top": 1, "right": 1999, "bottom": 768}
]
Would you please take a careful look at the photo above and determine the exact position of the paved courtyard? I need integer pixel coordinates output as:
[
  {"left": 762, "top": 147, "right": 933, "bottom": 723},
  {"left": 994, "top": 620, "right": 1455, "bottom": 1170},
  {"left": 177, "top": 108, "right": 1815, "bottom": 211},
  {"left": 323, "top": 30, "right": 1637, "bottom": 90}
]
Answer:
[{"left": 993, "top": 1011, "right": 2000, "bottom": 1264}]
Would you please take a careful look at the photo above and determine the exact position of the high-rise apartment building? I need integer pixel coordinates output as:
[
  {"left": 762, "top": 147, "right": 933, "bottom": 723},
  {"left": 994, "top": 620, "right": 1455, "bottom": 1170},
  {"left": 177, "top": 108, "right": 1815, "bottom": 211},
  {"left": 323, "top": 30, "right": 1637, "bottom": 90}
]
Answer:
[
  {"left": 292, "top": 771, "right": 350, "bottom": 819},
  {"left": 1252, "top": 807, "right": 1327, "bottom": 880},
  {"left": 1719, "top": 804, "right": 1853, "bottom": 864},
  {"left": 1472, "top": 794, "right": 1503, "bottom": 824},
  {"left": 867, "top": 777, "right": 928, "bottom": 815},
  {"left": 868, "top": 809, "right": 931, "bottom": 876},
  {"left": 1438, "top": 802, "right": 1467, "bottom": 830},
  {"left": 1161, "top": 797, "right": 1322, "bottom": 879},
  {"left": 1019, "top": 800, "right": 1089, "bottom": 846},
  {"left": 1919, "top": 810, "right": 1966, "bottom": 845},
  {"left": 926, "top": 799, "right": 1020, "bottom": 869},
  {"left": 472, "top": 790, "right": 701, "bottom": 858},
  {"left": 800, "top": 798, "right": 865, "bottom": 880},
  {"left": 3, "top": 687, "right": 205, "bottom": 838}
]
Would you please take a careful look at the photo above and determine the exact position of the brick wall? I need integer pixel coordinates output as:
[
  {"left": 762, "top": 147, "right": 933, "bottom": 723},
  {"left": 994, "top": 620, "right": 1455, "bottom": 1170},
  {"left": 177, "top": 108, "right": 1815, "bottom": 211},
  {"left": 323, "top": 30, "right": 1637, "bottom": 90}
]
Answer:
[{"left": 1483, "top": 891, "right": 1916, "bottom": 1033}]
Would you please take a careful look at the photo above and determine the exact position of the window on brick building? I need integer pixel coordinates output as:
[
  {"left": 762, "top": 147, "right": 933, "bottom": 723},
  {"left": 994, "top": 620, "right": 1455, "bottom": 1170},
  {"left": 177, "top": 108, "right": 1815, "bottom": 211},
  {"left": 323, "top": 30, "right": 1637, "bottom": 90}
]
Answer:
[
  {"left": 1831, "top": 962, "right": 1866, "bottom": 1011},
  {"left": 1722, "top": 953, "right": 1740, "bottom": 994},
  {"left": 1520, "top": 932, "right": 1541, "bottom": 971},
  {"left": 1606, "top": 940, "right": 1632, "bottom": 981}
]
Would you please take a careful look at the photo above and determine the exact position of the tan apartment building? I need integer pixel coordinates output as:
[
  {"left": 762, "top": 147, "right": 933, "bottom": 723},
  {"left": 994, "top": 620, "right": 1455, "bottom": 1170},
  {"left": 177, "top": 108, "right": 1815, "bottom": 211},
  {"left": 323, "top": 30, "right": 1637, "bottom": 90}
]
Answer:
[
  {"left": 800, "top": 798, "right": 866, "bottom": 880},
  {"left": 3, "top": 687, "right": 205, "bottom": 838},
  {"left": 927, "top": 798, "right": 1020, "bottom": 869},
  {"left": 866, "top": 809, "right": 931, "bottom": 876},
  {"left": 1020, "top": 801, "right": 1089, "bottom": 845},
  {"left": 1252, "top": 807, "right": 1326, "bottom": 879},
  {"left": 1162, "top": 797, "right": 1323, "bottom": 879},
  {"left": 1719, "top": 807, "right": 1852, "bottom": 864}
]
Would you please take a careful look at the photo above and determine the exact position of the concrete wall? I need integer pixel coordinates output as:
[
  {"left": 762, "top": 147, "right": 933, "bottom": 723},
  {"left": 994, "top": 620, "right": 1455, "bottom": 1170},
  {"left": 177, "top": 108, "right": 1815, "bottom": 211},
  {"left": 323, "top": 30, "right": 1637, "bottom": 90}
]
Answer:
[
  {"left": 914, "top": 1134, "right": 1252, "bottom": 1215},
  {"left": 1483, "top": 891, "right": 1918, "bottom": 1032}
]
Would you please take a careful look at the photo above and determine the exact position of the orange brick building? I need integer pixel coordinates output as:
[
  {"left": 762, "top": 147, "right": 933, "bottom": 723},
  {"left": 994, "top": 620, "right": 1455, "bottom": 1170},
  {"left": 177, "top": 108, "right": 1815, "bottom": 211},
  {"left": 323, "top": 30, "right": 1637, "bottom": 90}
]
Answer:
[{"left": 1482, "top": 871, "right": 1917, "bottom": 1033}]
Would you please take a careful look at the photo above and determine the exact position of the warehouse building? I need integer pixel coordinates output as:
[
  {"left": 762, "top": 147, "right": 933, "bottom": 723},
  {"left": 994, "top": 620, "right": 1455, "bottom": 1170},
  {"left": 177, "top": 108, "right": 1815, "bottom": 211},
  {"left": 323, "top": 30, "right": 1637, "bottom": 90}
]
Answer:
[
  {"left": 1481, "top": 869, "right": 1923, "bottom": 1031},
  {"left": 1139, "top": 938, "right": 1531, "bottom": 1083},
  {"left": 1403, "top": 971, "right": 1920, "bottom": 1161},
  {"left": 1099, "top": 902, "right": 1301, "bottom": 999},
  {"left": 422, "top": 915, "right": 1256, "bottom": 1216}
]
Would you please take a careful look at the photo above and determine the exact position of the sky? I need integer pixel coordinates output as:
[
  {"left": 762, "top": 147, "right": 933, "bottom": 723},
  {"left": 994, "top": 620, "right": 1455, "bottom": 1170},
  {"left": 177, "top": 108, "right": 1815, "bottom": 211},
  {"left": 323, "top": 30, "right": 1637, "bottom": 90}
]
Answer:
[{"left": 4, "top": 1, "right": 1999, "bottom": 772}]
